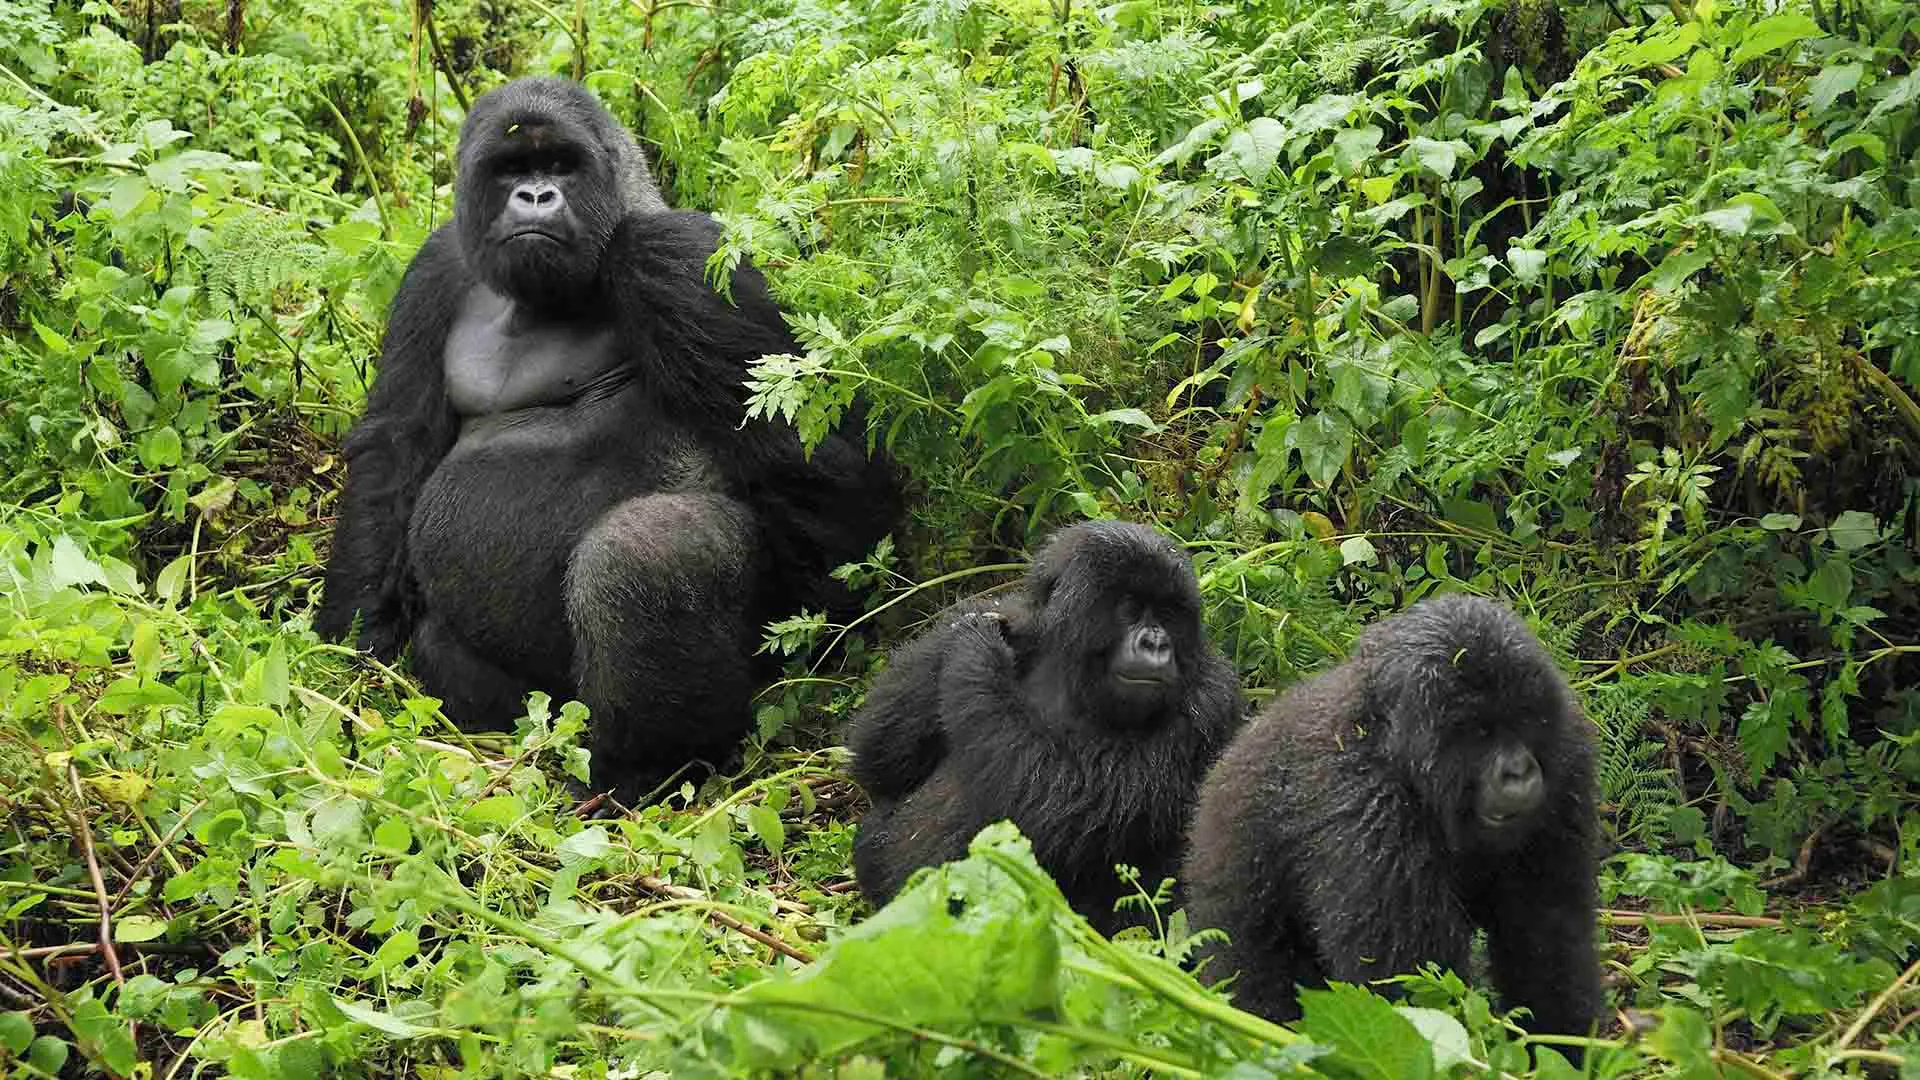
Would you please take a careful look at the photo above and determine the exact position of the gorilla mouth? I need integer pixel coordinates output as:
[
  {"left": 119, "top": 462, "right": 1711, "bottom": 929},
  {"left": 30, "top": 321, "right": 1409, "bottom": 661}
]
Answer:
[
  {"left": 1116, "top": 673, "right": 1170, "bottom": 687},
  {"left": 509, "top": 229, "right": 563, "bottom": 243}
]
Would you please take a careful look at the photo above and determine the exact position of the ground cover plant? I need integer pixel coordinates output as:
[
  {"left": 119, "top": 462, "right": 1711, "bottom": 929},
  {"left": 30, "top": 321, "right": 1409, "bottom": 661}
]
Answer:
[{"left": 0, "top": 0, "right": 1917, "bottom": 1075}]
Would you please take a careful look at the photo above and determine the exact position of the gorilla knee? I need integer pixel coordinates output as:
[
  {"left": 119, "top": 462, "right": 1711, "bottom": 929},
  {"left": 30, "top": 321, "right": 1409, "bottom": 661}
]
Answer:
[
  {"left": 570, "top": 494, "right": 752, "bottom": 599},
  {"left": 565, "top": 494, "right": 755, "bottom": 650}
]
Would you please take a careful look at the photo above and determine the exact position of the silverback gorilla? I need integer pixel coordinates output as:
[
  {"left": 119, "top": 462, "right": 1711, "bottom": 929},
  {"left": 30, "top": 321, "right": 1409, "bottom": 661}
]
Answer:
[
  {"left": 315, "top": 78, "right": 900, "bottom": 804},
  {"left": 849, "top": 521, "right": 1243, "bottom": 934},
  {"left": 1183, "top": 595, "right": 1602, "bottom": 1043}
]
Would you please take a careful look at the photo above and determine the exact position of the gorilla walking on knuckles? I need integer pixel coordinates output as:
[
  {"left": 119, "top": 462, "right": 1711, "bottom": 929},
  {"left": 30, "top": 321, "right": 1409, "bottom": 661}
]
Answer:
[
  {"left": 1183, "top": 595, "right": 1602, "bottom": 1043},
  {"left": 316, "top": 78, "right": 899, "bottom": 804},
  {"left": 849, "top": 521, "right": 1244, "bottom": 934}
]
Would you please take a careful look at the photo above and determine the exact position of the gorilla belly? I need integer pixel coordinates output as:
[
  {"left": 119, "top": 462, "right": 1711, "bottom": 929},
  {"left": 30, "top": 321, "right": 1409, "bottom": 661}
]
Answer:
[{"left": 408, "top": 396, "right": 710, "bottom": 678}]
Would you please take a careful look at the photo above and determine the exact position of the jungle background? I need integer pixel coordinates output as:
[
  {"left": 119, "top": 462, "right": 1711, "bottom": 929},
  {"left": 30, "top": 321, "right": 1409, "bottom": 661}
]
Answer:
[{"left": 0, "top": 0, "right": 1917, "bottom": 1075}]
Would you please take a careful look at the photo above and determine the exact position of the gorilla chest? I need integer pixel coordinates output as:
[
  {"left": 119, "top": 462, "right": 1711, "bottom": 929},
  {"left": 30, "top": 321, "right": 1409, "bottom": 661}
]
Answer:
[{"left": 443, "top": 286, "right": 623, "bottom": 418}]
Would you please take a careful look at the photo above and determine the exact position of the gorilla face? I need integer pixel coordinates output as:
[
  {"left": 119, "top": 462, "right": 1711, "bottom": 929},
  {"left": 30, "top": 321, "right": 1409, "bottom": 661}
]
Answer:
[
  {"left": 1022, "top": 521, "right": 1205, "bottom": 729},
  {"left": 1364, "top": 605, "right": 1574, "bottom": 855},
  {"left": 455, "top": 79, "right": 630, "bottom": 311}
]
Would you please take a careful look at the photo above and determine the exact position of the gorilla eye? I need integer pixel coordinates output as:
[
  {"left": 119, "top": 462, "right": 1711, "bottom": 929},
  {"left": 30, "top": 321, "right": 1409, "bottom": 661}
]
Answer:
[{"left": 1116, "top": 596, "right": 1141, "bottom": 622}]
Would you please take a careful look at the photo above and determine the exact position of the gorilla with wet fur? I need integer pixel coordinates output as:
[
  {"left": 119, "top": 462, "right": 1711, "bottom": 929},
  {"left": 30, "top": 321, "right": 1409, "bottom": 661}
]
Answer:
[
  {"left": 850, "top": 521, "right": 1243, "bottom": 934},
  {"left": 1183, "top": 594, "right": 1602, "bottom": 1044},
  {"left": 316, "top": 78, "right": 899, "bottom": 805}
]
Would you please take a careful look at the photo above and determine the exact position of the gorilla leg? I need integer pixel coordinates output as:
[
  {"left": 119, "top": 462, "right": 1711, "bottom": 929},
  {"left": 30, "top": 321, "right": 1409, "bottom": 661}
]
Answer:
[
  {"left": 413, "top": 613, "right": 537, "bottom": 730},
  {"left": 565, "top": 493, "right": 758, "bottom": 804}
]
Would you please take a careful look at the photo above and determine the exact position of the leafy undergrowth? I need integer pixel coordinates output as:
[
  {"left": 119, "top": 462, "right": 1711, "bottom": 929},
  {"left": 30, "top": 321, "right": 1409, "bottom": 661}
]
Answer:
[{"left": 3, "top": 0, "right": 1920, "bottom": 1076}]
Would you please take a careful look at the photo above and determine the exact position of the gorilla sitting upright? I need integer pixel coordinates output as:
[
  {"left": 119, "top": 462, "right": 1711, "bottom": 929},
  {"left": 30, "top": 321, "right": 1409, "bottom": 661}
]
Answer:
[
  {"left": 849, "top": 521, "right": 1244, "bottom": 934},
  {"left": 316, "top": 78, "right": 900, "bottom": 804}
]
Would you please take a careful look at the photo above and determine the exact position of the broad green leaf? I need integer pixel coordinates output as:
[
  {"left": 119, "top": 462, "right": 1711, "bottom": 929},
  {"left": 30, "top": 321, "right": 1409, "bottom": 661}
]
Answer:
[
  {"left": 334, "top": 998, "right": 431, "bottom": 1039},
  {"left": 1406, "top": 136, "right": 1467, "bottom": 179},
  {"left": 1759, "top": 513, "right": 1802, "bottom": 531},
  {"left": 1396, "top": 1006, "right": 1471, "bottom": 1072},
  {"left": 1827, "top": 510, "right": 1879, "bottom": 550},
  {"left": 1507, "top": 246, "right": 1547, "bottom": 285},
  {"left": 1339, "top": 536, "right": 1378, "bottom": 566},
  {"left": 1288, "top": 412, "right": 1353, "bottom": 488},
  {"left": 97, "top": 677, "right": 188, "bottom": 713},
  {"left": 373, "top": 817, "right": 412, "bottom": 854},
  {"left": 114, "top": 914, "right": 168, "bottom": 943},
  {"left": 679, "top": 824, "right": 1059, "bottom": 1072},
  {"left": 1318, "top": 236, "right": 1381, "bottom": 278},
  {"left": 1332, "top": 125, "right": 1383, "bottom": 174},
  {"left": 747, "top": 803, "right": 786, "bottom": 857},
  {"left": 369, "top": 928, "right": 419, "bottom": 974},
  {"left": 1696, "top": 202, "right": 1756, "bottom": 237},
  {"left": 28, "top": 1035, "right": 69, "bottom": 1076},
  {"left": 0, "top": 1012, "right": 31, "bottom": 1054},
  {"left": 1213, "top": 116, "right": 1287, "bottom": 184},
  {"left": 1088, "top": 408, "right": 1161, "bottom": 431},
  {"left": 1730, "top": 13, "right": 1820, "bottom": 67},
  {"left": 1807, "top": 62, "right": 1863, "bottom": 111},
  {"left": 557, "top": 825, "right": 612, "bottom": 866},
  {"left": 49, "top": 534, "right": 107, "bottom": 589},
  {"left": 464, "top": 795, "right": 527, "bottom": 829},
  {"left": 137, "top": 426, "right": 182, "bottom": 469},
  {"left": 155, "top": 554, "right": 190, "bottom": 605},
  {"left": 1297, "top": 983, "right": 1434, "bottom": 1080},
  {"left": 1646, "top": 247, "right": 1713, "bottom": 292}
]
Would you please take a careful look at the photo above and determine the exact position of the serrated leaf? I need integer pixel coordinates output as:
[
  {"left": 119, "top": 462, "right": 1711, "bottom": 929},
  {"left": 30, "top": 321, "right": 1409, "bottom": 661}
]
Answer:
[
  {"left": 1297, "top": 983, "right": 1434, "bottom": 1080},
  {"left": 261, "top": 638, "right": 290, "bottom": 707}
]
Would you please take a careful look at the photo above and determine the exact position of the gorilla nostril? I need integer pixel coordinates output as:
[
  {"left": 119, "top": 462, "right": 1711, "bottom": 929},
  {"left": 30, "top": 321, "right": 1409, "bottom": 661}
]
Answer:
[
  {"left": 1497, "top": 747, "right": 1540, "bottom": 783},
  {"left": 1138, "top": 626, "right": 1172, "bottom": 658}
]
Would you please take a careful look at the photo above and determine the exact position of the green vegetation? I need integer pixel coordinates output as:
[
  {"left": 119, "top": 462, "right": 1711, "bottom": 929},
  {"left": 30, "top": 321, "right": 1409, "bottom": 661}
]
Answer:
[{"left": 1, "top": 0, "right": 1917, "bottom": 1075}]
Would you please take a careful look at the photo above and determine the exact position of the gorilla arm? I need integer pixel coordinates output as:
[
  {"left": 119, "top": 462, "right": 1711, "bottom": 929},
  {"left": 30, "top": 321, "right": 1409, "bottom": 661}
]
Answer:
[
  {"left": 1475, "top": 777, "right": 1604, "bottom": 1038},
  {"left": 601, "top": 209, "right": 901, "bottom": 615},
  {"left": 849, "top": 604, "right": 1011, "bottom": 801},
  {"left": 315, "top": 228, "right": 465, "bottom": 659}
]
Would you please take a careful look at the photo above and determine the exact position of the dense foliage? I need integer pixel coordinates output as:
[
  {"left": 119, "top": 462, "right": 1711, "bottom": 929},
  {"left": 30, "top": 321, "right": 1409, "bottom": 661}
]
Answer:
[{"left": 1, "top": 0, "right": 1917, "bottom": 1075}]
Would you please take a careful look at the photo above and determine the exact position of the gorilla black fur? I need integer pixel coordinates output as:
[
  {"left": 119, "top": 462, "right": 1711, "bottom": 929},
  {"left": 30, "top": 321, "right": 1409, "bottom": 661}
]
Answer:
[
  {"left": 315, "top": 78, "right": 900, "bottom": 804},
  {"left": 1183, "top": 594, "right": 1602, "bottom": 1041},
  {"left": 849, "top": 521, "right": 1244, "bottom": 934}
]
